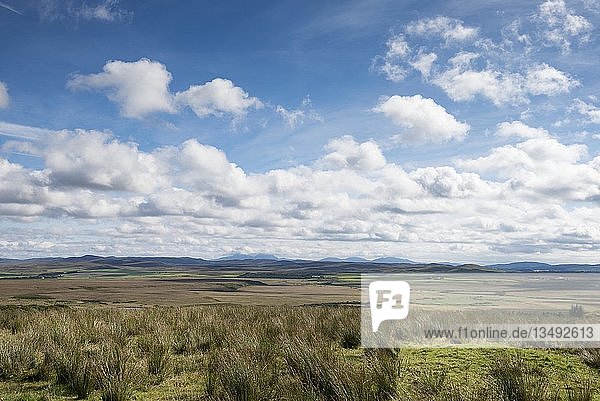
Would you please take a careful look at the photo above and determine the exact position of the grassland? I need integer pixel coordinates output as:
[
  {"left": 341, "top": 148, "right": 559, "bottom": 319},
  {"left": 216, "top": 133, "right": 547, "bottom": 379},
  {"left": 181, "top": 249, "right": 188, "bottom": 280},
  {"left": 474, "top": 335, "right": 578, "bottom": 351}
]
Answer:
[
  {"left": 0, "top": 304, "right": 597, "bottom": 400},
  {"left": 0, "top": 258, "right": 598, "bottom": 400}
]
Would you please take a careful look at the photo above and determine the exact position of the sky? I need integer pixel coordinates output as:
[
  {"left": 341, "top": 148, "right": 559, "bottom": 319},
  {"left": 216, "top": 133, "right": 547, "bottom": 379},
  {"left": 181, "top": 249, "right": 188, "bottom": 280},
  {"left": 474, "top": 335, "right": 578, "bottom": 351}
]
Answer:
[{"left": 0, "top": 0, "right": 599, "bottom": 263}]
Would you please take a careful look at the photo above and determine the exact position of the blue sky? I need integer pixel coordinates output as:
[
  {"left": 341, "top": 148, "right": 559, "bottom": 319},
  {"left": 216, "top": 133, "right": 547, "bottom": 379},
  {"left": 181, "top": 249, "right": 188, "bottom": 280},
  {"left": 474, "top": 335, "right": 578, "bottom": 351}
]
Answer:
[{"left": 0, "top": 0, "right": 599, "bottom": 263}]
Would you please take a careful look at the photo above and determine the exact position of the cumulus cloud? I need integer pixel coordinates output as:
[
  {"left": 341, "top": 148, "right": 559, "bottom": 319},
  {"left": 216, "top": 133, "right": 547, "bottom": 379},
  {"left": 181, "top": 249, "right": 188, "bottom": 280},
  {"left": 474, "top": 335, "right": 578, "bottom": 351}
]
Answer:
[
  {"left": 431, "top": 60, "right": 578, "bottom": 106},
  {"left": 1, "top": 122, "right": 600, "bottom": 262},
  {"left": 525, "top": 63, "right": 579, "bottom": 96},
  {"left": 495, "top": 121, "right": 550, "bottom": 139},
  {"left": 373, "top": 17, "right": 477, "bottom": 81},
  {"left": 405, "top": 16, "right": 478, "bottom": 43},
  {"left": 435, "top": 68, "right": 524, "bottom": 106},
  {"left": 175, "top": 139, "right": 255, "bottom": 198},
  {"left": 0, "top": 82, "right": 8, "bottom": 108},
  {"left": 572, "top": 98, "right": 600, "bottom": 124},
  {"left": 534, "top": 0, "right": 593, "bottom": 53},
  {"left": 457, "top": 137, "right": 598, "bottom": 201},
  {"left": 3, "top": 129, "right": 169, "bottom": 193},
  {"left": 0, "top": 158, "right": 46, "bottom": 209},
  {"left": 373, "top": 95, "right": 470, "bottom": 144},
  {"left": 175, "top": 78, "right": 263, "bottom": 119},
  {"left": 410, "top": 166, "right": 498, "bottom": 198},
  {"left": 432, "top": 53, "right": 526, "bottom": 106},
  {"left": 372, "top": 12, "right": 582, "bottom": 107},
  {"left": 68, "top": 60, "right": 262, "bottom": 121},
  {"left": 317, "top": 136, "right": 386, "bottom": 171},
  {"left": 68, "top": 59, "right": 175, "bottom": 118}
]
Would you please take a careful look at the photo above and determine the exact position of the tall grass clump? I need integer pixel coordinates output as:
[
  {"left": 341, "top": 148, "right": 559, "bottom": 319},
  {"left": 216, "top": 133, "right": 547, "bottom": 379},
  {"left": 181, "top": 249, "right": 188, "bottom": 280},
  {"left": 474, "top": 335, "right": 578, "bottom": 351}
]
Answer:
[
  {"left": 206, "top": 348, "right": 281, "bottom": 401},
  {"left": 48, "top": 343, "right": 95, "bottom": 398},
  {"left": 137, "top": 332, "right": 172, "bottom": 382},
  {"left": 489, "top": 353, "right": 556, "bottom": 401},
  {"left": 283, "top": 339, "right": 364, "bottom": 401},
  {"left": 0, "top": 335, "right": 41, "bottom": 381},
  {"left": 94, "top": 342, "right": 144, "bottom": 401},
  {"left": 362, "top": 348, "right": 401, "bottom": 401},
  {"left": 566, "top": 378, "right": 595, "bottom": 401}
]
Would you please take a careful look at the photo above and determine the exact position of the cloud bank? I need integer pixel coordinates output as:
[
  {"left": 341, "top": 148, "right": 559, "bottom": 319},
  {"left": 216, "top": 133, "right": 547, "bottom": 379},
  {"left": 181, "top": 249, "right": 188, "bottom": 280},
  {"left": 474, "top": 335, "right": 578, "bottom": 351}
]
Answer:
[{"left": 1, "top": 123, "right": 598, "bottom": 261}]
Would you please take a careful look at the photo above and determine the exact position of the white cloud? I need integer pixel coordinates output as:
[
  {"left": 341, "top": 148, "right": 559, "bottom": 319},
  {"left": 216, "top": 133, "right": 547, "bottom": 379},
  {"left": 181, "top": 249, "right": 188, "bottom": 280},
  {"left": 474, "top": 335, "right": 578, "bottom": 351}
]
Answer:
[
  {"left": 35, "top": 0, "right": 131, "bottom": 22},
  {"left": 572, "top": 98, "right": 600, "bottom": 124},
  {"left": 373, "top": 95, "right": 469, "bottom": 144},
  {"left": 409, "top": 52, "right": 437, "bottom": 78},
  {"left": 525, "top": 63, "right": 579, "bottom": 96},
  {"left": 74, "top": 0, "right": 132, "bottom": 22},
  {"left": 495, "top": 121, "right": 550, "bottom": 139},
  {"left": 0, "top": 121, "right": 55, "bottom": 140},
  {"left": 175, "top": 139, "right": 255, "bottom": 198},
  {"left": 581, "top": 0, "right": 600, "bottom": 13},
  {"left": 318, "top": 136, "right": 386, "bottom": 171},
  {"left": 275, "top": 105, "right": 304, "bottom": 128},
  {"left": 534, "top": 0, "right": 593, "bottom": 53},
  {"left": 373, "top": 12, "right": 583, "bottom": 107},
  {"left": 1, "top": 122, "right": 600, "bottom": 262},
  {"left": 373, "top": 35, "right": 411, "bottom": 82},
  {"left": 0, "top": 82, "right": 8, "bottom": 108},
  {"left": 501, "top": 20, "right": 532, "bottom": 50},
  {"left": 68, "top": 59, "right": 175, "bottom": 118},
  {"left": 410, "top": 166, "right": 498, "bottom": 198},
  {"left": 377, "top": 62, "right": 408, "bottom": 82},
  {"left": 275, "top": 96, "right": 322, "bottom": 128},
  {"left": 68, "top": 60, "right": 263, "bottom": 121},
  {"left": 433, "top": 61, "right": 525, "bottom": 106},
  {"left": 3, "top": 129, "right": 169, "bottom": 193},
  {"left": 432, "top": 61, "right": 577, "bottom": 106},
  {"left": 406, "top": 16, "right": 478, "bottom": 43},
  {"left": 386, "top": 35, "right": 411, "bottom": 57},
  {"left": 175, "top": 78, "right": 263, "bottom": 119},
  {"left": 457, "top": 137, "right": 598, "bottom": 201}
]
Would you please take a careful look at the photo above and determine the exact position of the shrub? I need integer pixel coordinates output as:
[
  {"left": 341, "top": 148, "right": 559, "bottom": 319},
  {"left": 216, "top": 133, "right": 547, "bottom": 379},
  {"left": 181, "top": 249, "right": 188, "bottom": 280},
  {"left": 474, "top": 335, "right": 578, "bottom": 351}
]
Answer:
[
  {"left": 569, "top": 304, "right": 585, "bottom": 318},
  {"left": 579, "top": 348, "right": 600, "bottom": 369}
]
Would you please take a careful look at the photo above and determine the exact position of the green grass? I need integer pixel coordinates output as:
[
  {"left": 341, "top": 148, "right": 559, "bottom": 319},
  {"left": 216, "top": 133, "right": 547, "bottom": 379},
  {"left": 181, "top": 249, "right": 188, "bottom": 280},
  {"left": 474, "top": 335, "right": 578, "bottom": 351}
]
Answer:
[{"left": 0, "top": 305, "right": 597, "bottom": 400}]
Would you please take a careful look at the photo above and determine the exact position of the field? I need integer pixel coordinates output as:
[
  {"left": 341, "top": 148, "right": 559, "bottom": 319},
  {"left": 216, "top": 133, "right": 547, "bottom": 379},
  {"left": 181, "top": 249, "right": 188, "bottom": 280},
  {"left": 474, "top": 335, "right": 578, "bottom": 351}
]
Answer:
[{"left": 0, "top": 259, "right": 598, "bottom": 400}]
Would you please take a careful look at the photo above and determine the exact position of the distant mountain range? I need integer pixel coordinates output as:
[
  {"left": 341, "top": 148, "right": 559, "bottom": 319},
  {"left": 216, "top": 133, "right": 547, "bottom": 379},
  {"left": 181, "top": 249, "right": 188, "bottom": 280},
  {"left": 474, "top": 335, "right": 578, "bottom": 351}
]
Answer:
[
  {"left": 485, "top": 261, "right": 600, "bottom": 272},
  {"left": 319, "top": 256, "right": 416, "bottom": 264},
  {"left": 215, "top": 254, "right": 417, "bottom": 264},
  {"left": 217, "top": 253, "right": 281, "bottom": 261},
  {"left": 0, "top": 255, "right": 598, "bottom": 273}
]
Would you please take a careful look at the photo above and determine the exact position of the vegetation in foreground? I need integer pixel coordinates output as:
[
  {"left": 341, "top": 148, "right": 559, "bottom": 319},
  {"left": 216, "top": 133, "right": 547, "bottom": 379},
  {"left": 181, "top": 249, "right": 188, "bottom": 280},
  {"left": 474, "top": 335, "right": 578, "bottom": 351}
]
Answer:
[{"left": 0, "top": 305, "right": 598, "bottom": 400}]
